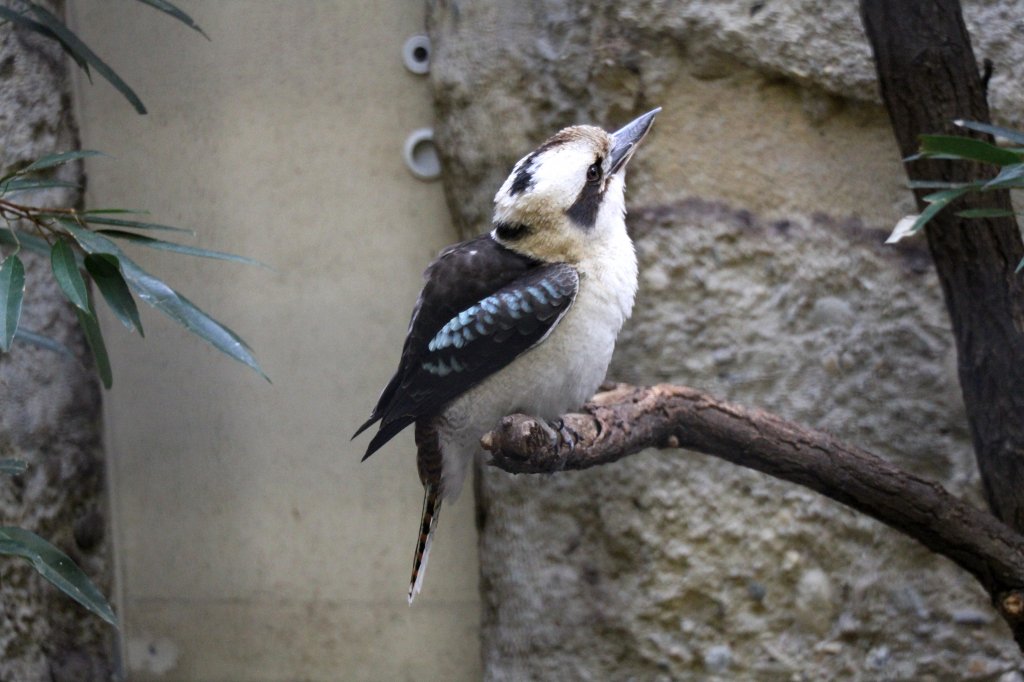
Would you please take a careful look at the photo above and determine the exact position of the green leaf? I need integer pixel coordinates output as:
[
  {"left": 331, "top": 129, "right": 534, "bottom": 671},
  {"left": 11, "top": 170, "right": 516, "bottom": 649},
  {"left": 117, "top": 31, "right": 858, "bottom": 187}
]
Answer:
[
  {"left": 954, "top": 207, "right": 1018, "bottom": 219},
  {"left": 133, "top": 0, "right": 209, "bottom": 38},
  {"left": 98, "top": 230, "right": 268, "bottom": 268},
  {"left": 14, "top": 327, "right": 77, "bottom": 359},
  {"left": 82, "top": 208, "right": 150, "bottom": 216},
  {"left": 19, "top": 150, "right": 106, "bottom": 175},
  {"left": 0, "top": 177, "right": 80, "bottom": 194},
  {"left": 918, "top": 134, "right": 1023, "bottom": 166},
  {"left": 83, "top": 215, "right": 193, "bottom": 234},
  {"left": 0, "top": 459, "right": 27, "bottom": 475},
  {"left": 0, "top": 526, "right": 117, "bottom": 627},
  {"left": 74, "top": 307, "right": 113, "bottom": 389},
  {"left": 84, "top": 254, "right": 144, "bottom": 336},
  {"left": 0, "top": 5, "right": 91, "bottom": 74},
  {"left": 954, "top": 120, "right": 1024, "bottom": 146},
  {"left": 922, "top": 186, "right": 974, "bottom": 205},
  {"left": 51, "top": 238, "right": 90, "bottom": 312},
  {"left": 23, "top": 3, "right": 147, "bottom": 115},
  {"left": 0, "top": 254, "right": 26, "bottom": 352},
  {"left": 0, "top": 6, "right": 47, "bottom": 33},
  {"left": 887, "top": 186, "right": 974, "bottom": 243},
  {"left": 0, "top": 6, "right": 75, "bottom": 62},
  {"left": 0, "top": 228, "right": 51, "bottom": 256},
  {"left": 906, "top": 180, "right": 970, "bottom": 190},
  {"left": 983, "top": 163, "right": 1024, "bottom": 191},
  {"left": 60, "top": 223, "right": 266, "bottom": 379}
]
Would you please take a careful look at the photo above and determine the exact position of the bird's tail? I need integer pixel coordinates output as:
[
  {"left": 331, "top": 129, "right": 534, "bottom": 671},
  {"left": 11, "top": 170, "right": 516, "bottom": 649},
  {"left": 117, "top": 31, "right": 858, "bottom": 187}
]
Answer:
[{"left": 408, "top": 483, "right": 442, "bottom": 604}]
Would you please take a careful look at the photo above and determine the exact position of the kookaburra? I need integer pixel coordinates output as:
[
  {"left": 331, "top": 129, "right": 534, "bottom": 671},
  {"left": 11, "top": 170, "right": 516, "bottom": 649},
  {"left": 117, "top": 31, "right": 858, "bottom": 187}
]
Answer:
[{"left": 354, "top": 108, "right": 660, "bottom": 603}]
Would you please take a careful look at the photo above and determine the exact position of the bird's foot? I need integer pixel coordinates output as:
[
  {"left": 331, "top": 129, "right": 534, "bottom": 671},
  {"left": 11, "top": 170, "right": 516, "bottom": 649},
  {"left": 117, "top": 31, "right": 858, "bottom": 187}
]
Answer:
[{"left": 549, "top": 418, "right": 578, "bottom": 454}]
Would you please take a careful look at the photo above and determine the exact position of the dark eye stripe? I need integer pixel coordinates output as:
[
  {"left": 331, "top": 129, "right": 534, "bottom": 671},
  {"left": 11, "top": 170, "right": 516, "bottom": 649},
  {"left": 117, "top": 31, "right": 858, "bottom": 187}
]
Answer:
[{"left": 566, "top": 180, "right": 604, "bottom": 228}]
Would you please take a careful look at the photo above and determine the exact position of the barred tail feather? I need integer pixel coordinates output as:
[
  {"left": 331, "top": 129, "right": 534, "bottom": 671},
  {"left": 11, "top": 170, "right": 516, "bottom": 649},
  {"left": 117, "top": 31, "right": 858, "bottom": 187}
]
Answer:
[{"left": 408, "top": 484, "right": 442, "bottom": 604}]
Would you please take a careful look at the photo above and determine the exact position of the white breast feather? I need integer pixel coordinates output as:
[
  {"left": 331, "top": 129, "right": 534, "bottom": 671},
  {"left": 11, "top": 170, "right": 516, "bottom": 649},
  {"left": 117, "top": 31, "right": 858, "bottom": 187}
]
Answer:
[{"left": 435, "top": 224, "right": 637, "bottom": 501}]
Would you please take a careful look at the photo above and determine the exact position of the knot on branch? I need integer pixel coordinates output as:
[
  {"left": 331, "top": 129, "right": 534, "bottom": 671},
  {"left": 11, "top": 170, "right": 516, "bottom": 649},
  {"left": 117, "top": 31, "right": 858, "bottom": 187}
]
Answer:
[
  {"left": 1000, "top": 590, "right": 1024, "bottom": 618},
  {"left": 996, "top": 590, "right": 1024, "bottom": 650}
]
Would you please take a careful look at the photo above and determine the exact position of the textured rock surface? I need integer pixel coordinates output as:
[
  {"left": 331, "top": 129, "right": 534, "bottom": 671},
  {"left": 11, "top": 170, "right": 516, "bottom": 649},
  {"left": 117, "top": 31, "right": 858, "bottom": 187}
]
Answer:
[
  {"left": 428, "top": 0, "right": 1024, "bottom": 678},
  {"left": 0, "top": 4, "right": 114, "bottom": 680},
  {"left": 430, "top": 0, "right": 1024, "bottom": 234}
]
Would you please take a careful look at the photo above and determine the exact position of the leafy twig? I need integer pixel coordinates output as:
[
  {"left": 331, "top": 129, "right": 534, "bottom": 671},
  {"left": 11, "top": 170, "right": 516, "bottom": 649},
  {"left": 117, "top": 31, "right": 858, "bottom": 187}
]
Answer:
[
  {"left": 888, "top": 120, "right": 1024, "bottom": 273},
  {"left": 0, "top": 150, "right": 266, "bottom": 385}
]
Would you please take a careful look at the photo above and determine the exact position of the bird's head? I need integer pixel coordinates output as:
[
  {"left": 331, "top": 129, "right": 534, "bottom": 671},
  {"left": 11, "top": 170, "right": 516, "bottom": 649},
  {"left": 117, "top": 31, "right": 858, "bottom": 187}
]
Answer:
[{"left": 491, "top": 108, "right": 660, "bottom": 263}]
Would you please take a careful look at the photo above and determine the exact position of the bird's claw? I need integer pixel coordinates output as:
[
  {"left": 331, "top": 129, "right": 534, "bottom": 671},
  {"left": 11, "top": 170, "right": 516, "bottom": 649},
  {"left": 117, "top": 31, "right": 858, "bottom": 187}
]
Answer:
[{"left": 549, "top": 418, "right": 578, "bottom": 454}]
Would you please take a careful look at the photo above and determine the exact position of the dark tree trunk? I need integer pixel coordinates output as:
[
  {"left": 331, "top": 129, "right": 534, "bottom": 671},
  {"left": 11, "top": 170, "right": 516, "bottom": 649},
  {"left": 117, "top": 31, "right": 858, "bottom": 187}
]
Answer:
[{"left": 861, "top": 0, "right": 1024, "bottom": 530}]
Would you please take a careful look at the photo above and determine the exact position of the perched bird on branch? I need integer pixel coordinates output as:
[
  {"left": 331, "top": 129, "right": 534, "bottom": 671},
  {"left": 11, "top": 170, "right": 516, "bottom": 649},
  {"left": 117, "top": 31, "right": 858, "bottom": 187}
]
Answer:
[{"left": 353, "top": 108, "right": 660, "bottom": 602}]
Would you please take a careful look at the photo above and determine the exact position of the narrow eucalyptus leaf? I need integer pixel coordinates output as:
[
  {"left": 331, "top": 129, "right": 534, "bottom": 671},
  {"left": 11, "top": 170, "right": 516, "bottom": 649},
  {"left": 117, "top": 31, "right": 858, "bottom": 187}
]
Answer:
[
  {"left": 0, "top": 5, "right": 90, "bottom": 74},
  {"left": 0, "top": 255, "right": 26, "bottom": 352},
  {"left": 51, "top": 238, "right": 90, "bottom": 312},
  {"left": 133, "top": 0, "right": 209, "bottom": 38},
  {"left": 0, "top": 6, "right": 46, "bottom": 32},
  {"left": 0, "top": 527, "right": 117, "bottom": 627},
  {"left": 983, "top": 163, "right": 1024, "bottom": 191},
  {"left": 74, "top": 307, "right": 112, "bottom": 389},
  {"left": 954, "top": 120, "right": 1024, "bottom": 146},
  {"left": 24, "top": 3, "right": 147, "bottom": 114},
  {"left": 20, "top": 150, "right": 106, "bottom": 174},
  {"left": 919, "top": 134, "right": 1023, "bottom": 166},
  {"left": 0, "top": 229, "right": 51, "bottom": 256},
  {"left": 84, "top": 254, "right": 144, "bottom": 336},
  {"left": 0, "top": 459, "right": 27, "bottom": 475},
  {"left": 1, "top": 177, "right": 80, "bottom": 194},
  {"left": 922, "top": 186, "right": 974, "bottom": 205},
  {"left": 14, "top": 328, "right": 77, "bottom": 359},
  {"left": 905, "top": 180, "right": 969, "bottom": 190},
  {"left": 0, "top": 6, "right": 63, "bottom": 50},
  {"left": 99, "top": 230, "right": 268, "bottom": 268},
  {"left": 83, "top": 208, "right": 150, "bottom": 216},
  {"left": 84, "top": 216, "right": 193, "bottom": 234},
  {"left": 60, "top": 223, "right": 266, "bottom": 379},
  {"left": 904, "top": 191, "right": 968, "bottom": 237}
]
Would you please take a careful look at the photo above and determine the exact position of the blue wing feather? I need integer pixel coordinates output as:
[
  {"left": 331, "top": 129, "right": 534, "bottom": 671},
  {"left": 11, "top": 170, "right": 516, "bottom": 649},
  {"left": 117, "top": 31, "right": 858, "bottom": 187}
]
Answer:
[{"left": 354, "top": 234, "right": 579, "bottom": 460}]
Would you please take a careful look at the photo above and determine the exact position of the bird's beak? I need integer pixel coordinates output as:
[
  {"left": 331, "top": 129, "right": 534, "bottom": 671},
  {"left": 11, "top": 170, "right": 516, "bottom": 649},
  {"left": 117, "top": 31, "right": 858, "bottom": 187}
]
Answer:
[{"left": 609, "top": 107, "right": 661, "bottom": 175}]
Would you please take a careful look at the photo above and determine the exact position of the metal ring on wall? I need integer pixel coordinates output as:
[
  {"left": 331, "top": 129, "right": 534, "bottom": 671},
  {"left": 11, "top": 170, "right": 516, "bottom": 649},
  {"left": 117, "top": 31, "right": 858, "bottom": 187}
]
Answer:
[
  {"left": 403, "top": 128, "right": 441, "bottom": 181},
  {"left": 402, "top": 35, "right": 431, "bottom": 75}
]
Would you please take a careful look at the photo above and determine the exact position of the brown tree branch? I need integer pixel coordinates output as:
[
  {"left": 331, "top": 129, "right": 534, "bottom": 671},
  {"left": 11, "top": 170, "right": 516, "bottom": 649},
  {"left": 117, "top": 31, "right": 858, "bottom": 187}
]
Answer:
[{"left": 482, "top": 383, "right": 1024, "bottom": 650}]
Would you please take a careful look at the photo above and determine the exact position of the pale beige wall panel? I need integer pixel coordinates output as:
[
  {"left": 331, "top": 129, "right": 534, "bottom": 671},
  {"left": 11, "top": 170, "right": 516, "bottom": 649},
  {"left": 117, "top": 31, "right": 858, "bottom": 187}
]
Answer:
[{"left": 70, "top": 2, "right": 479, "bottom": 679}]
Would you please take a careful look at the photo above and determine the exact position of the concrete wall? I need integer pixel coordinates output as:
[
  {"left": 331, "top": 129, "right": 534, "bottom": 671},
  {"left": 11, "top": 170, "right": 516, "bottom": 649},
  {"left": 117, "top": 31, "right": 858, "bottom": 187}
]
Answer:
[
  {"left": 70, "top": 2, "right": 478, "bottom": 680},
  {"left": 68, "top": 0, "right": 1024, "bottom": 679}
]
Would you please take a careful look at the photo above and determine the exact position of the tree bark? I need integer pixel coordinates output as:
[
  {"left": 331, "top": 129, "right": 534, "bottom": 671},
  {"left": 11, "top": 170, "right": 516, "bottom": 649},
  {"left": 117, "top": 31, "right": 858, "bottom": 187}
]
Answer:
[
  {"left": 0, "top": 4, "right": 115, "bottom": 680},
  {"left": 861, "top": 0, "right": 1024, "bottom": 530},
  {"left": 483, "top": 383, "right": 1024, "bottom": 650}
]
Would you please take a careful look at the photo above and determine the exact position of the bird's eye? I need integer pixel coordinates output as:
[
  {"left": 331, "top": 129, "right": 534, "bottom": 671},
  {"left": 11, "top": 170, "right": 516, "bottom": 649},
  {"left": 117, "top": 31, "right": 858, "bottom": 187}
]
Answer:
[{"left": 586, "top": 162, "right": 602, "bottom": 183}]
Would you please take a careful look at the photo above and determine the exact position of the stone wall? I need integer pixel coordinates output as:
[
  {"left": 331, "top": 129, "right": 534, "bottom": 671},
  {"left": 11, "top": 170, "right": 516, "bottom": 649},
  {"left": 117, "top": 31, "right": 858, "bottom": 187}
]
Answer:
[
  {"left": 0, "top": 2, "right": 113, "bottom": 680},
  {"left": 427, "top": 0, "right": 1024, "bottom": 677}
]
